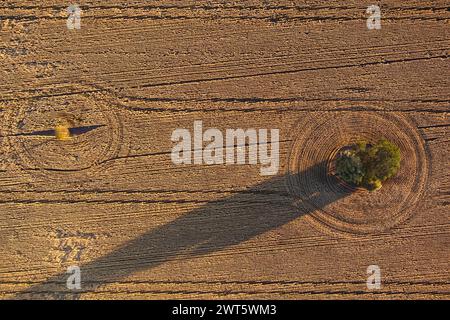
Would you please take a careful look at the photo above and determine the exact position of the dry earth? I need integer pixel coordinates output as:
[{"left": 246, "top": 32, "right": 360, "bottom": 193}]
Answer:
[{"left": 0, "top": 0, "right": 449, "bottom": 299}]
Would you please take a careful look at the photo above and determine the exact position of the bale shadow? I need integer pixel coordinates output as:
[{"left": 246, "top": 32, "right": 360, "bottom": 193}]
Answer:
[
  {"left": 2, "top": 124, "right": 106, "bottom": 138},
  {"left": 19, "top": 161, "right": 352, "bottom": 299}
]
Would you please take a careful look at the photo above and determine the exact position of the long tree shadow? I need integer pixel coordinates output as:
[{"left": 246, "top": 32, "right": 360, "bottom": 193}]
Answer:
[{"left": 19, "top": 161, "right": 353, "bottom": 299}]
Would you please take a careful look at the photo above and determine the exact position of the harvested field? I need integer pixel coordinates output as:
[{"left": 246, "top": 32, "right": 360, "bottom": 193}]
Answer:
[{"left": 0, "top": 0, "right": 449, "bottom": 299}]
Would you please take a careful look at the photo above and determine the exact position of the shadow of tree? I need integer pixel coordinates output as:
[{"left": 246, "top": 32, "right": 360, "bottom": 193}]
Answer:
[{"left": 19, "top": 161, "right": 352, "bottom": 299}]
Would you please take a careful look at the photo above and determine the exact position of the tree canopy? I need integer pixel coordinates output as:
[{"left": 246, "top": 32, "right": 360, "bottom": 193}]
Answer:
[{"left": 335, "top": 139, "right": 401, "bottom": 191}]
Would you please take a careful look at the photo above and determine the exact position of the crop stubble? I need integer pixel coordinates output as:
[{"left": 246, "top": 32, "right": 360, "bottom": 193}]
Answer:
[{"left": 0, "top": 1, "right": 449, "bottom": 299}]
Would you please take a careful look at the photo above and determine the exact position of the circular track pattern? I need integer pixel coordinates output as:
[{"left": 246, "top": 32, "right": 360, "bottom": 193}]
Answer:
[
  {"left": 6, "top": 90, "right": 124, "bottom": 182},
  {"left": 286, "top": 112, "right": 429, "bottom": 236}
]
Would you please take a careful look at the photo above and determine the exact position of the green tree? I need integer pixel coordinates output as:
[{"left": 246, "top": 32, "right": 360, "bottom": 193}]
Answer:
[
  {"left": 363, "top": 139, "right": 401, "bottom": 189},
  {"left": 335, "top": 150, "right": 364, "bottom": 185},
  {"left": 335, "top": 139, "right": 401, "bottom": 191}
]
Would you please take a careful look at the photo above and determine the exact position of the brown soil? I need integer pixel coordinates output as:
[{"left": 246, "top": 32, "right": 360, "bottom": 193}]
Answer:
[{"left": 0, "top": 1, "right": 448, "bottom": 299}]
